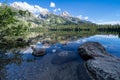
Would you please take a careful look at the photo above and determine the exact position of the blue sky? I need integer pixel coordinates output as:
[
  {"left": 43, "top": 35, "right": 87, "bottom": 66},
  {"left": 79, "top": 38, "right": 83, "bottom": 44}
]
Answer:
[{"left": 0, "top": 0, "right": 120, "bottom": 24}]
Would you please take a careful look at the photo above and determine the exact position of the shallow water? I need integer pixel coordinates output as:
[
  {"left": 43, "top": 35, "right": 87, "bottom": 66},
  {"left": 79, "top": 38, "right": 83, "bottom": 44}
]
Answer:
[{"left": 0, "top": 34, "right": 120, "bottom": 80}]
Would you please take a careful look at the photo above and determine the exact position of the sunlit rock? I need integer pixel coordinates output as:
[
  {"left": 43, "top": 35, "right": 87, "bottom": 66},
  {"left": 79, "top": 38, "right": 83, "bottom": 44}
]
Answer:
[{"left": 31, "top": 46, "right": 46, "bottom": 56}]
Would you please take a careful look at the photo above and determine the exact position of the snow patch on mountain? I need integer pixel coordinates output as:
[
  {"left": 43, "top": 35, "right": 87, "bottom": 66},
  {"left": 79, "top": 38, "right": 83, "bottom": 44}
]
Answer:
[{"left": 60, "top": 11, "right": 71, "bottom": 17}]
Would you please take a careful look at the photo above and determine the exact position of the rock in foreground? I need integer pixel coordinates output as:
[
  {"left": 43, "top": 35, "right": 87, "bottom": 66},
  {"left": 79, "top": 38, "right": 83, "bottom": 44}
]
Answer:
[{"left": 78, "top": 42, "right": 120, "bottom": 80}]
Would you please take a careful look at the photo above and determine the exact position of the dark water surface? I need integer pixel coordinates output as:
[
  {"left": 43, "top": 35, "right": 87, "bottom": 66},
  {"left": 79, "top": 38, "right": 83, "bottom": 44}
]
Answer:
[{"left": 0, "top": 33, "right": 120, "bottom": 80}]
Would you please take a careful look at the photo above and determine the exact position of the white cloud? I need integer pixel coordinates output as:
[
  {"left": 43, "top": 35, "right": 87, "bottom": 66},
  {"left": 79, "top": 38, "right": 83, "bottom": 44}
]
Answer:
[
  {"left": 50, "top": 2, "right": 55, "bottom": 8},
  {"left": 84, "top": 16, "right": 89, "bottom": 20},
  {"left": 77, "top": 15, "right": 89, "bottom": 20},
  {"left": 77, "top": 15, "right": 83, "bottom": 19},
  {"left": 53, "top": 8, "right": 61, "bottom": 12},
  {"left": 93, "top": 35, "right": 119, "bottom": 39},
  {"left": 10, "top": 2, "right": 49, "bottom": 15},
  {"left": 97, "top": 21, "right": 120, "bottom": 25},
  {"left": 0, "top": 3, "right": 2, "bottom": 6}
]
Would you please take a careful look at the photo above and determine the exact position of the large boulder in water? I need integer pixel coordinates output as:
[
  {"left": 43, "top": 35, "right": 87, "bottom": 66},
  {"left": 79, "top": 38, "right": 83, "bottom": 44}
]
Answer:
[
  {"left": 78, "top": 42, "right": 111, "bottom": 60},
  {"left": 78, "top": 42, "right": 120, "bottom": 80}
]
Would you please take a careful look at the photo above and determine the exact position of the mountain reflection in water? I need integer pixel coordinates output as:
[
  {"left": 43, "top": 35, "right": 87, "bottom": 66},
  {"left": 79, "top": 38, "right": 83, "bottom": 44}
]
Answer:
[{"left": 0, "top": 34, "right": 120, "bottom": 80}]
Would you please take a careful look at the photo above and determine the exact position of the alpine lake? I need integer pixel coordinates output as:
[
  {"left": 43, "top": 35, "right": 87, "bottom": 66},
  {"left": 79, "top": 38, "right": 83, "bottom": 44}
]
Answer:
[{"left": 0, "top": 29, "right": 120, "bottom": 80}]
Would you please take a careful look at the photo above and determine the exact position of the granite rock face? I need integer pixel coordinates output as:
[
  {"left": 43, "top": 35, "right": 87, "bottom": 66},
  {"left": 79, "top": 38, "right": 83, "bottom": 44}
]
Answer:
[{"left": 78, "top": 42, "right": 120, "bottom": 80}]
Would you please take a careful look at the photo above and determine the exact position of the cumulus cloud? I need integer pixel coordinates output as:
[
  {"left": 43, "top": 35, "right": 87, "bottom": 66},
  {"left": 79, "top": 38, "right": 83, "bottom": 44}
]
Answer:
[
  {"left": 10, "top": 2, "right": 49, "bottom": 15},
  {"left": 84, "top": 16, "right": 89, "bottom": 20},
  {"left": 53, "top": 8, "right": 61, "bottom": 12},
  {"left": 50, "top": 2, "right": 55, "bottom": 8},
  {"left": 0, "top": 3, "right": 2, "bottom": 6}
]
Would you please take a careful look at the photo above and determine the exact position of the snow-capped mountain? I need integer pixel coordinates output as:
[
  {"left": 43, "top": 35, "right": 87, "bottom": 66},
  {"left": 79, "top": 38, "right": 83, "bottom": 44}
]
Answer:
[
  {"left": 60, "top": 11, "right": 71, "bottom": 17},
  {"left": 8, "top": 1, "right": 92, "bottom": 26}
]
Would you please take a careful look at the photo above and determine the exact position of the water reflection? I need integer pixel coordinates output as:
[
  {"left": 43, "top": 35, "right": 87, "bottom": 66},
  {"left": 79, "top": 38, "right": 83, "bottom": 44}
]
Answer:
[
  {"left": 81, "top": 35, "right": 120, "bottom": 57},
  {"left": 1, "top": 30, "right": 120, "bottom": 80}
]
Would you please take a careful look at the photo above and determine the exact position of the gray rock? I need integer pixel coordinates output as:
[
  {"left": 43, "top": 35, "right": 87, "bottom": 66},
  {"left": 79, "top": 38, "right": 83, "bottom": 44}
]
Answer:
[
  {"left": 86, "top": 57, "right": 120, "bottom": 80},
  {"left": 78, "top": 42, "right": 120, "bottom": 80},
  {"left": 31, "top": 46, "right": 46, "bottom": 56},
  {"left": 78, "top": 42, "right": 111, "bottom": 60}
]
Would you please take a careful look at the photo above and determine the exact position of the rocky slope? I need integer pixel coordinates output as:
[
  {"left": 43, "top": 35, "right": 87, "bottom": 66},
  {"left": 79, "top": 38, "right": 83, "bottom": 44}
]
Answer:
[
  {"left": 38, "top": 11, "right": 92, "bottom": 25},
  {"left": 9, "top": 4, "right": 92, "bottom": 27}
]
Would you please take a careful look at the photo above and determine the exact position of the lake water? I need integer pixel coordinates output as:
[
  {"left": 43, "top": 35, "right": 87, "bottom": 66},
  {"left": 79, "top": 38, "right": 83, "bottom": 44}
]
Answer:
[
  {"left": 0, "top": 33, "right": 120, "bottom": 80},
  {"left": 79, "top": 35, "right": 120, "bottom": 57}
]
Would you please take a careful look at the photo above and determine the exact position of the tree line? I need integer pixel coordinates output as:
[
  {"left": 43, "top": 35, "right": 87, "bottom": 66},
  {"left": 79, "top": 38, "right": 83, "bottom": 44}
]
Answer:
[{"left": 0, "top": 4, "right": 29, "bottom": 39}]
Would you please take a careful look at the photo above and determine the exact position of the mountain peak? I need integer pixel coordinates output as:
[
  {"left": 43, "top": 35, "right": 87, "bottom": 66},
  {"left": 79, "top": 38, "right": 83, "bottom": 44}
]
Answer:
[{"left": 60, "top": 11, "right": 71, "bottom": 17}]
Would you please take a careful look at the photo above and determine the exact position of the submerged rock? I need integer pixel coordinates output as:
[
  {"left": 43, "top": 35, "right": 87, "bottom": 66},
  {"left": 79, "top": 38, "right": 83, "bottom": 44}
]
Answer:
[
  {"left": 51, "top": 51, "right": 78, "bottom": 65},
  {"left": 4, "top": 52, "right": 91, "bottom": 80},
  {"left": 78, "top": 42, "right": 120, "bottom": 80},
  {"left": 31, "top": 46, "right": 46, "bottom": 56}
]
